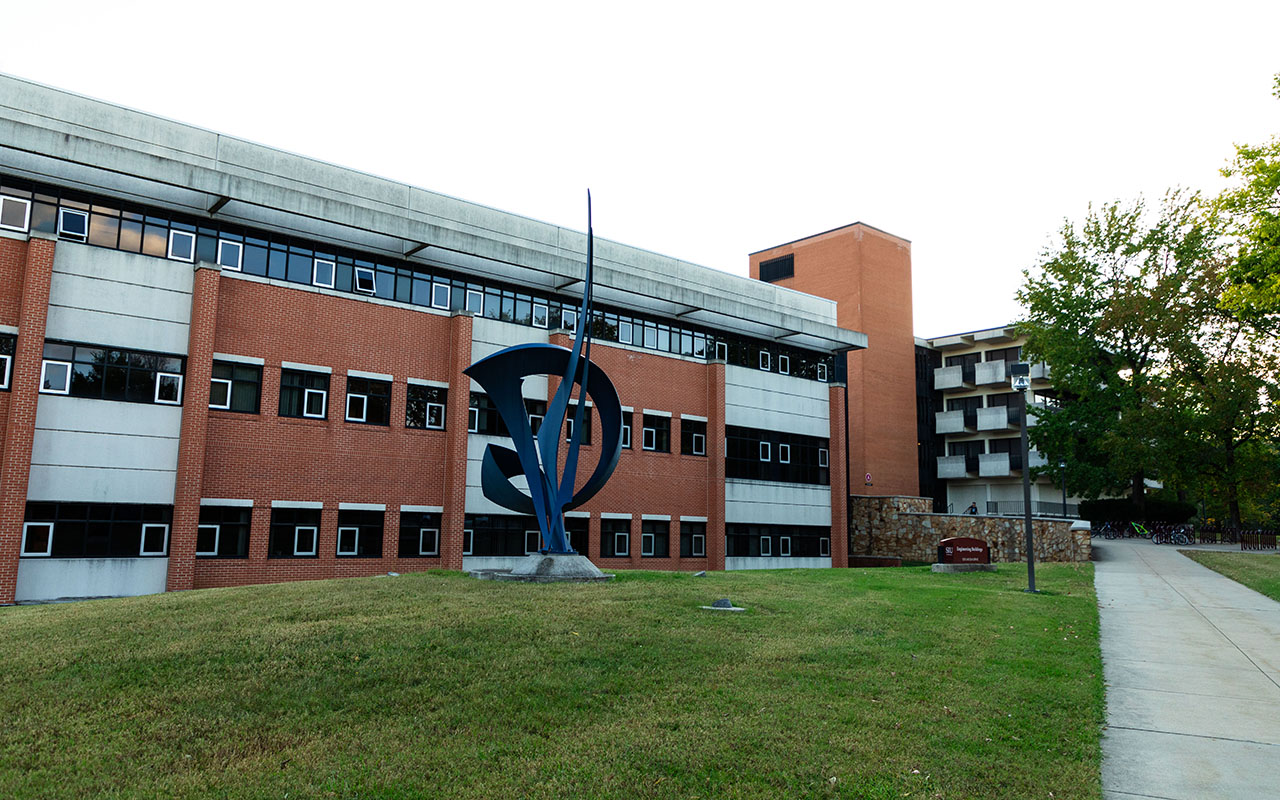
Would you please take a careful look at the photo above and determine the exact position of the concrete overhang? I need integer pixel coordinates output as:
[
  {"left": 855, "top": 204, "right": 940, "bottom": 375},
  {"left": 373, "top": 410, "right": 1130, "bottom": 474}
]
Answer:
[{"left": 0, "top": 73, "right": 866, "bottom": 354}]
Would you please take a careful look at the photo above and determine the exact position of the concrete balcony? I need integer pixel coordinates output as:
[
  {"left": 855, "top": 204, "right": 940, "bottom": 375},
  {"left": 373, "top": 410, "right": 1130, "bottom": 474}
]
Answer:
[
  {"left": 1030, "top": 362, "right": 1050, "bottom": 380},
  {"left": 935, "top": 409, "right": 974, "bottom": 434},
  {"left": 1028, "top": 449, "right": 1048, "bottom": 469},
  {"left": 937, "top": 455, "right": 973, "bottom": 479},
  {"left": 976, "top": 405, "right": 1019, "bottom": 431},
  {"left": 933, "top": 365, "right": 974, "bottom": 392},
  {"left": 979, "top": 452, "right": 1018, "bottom": 477},
  {"left": 974, "top": 359, "right": 1009, "bottom": 386}
]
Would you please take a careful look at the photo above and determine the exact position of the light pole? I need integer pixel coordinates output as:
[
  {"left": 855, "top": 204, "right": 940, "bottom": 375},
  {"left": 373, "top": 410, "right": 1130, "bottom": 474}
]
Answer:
[
  {"left": 1059, "top": 460, "right": 1068, "bottom": 518},
  {"left": 1011, "top": 363, "right": 1036, "bottom": 593}
]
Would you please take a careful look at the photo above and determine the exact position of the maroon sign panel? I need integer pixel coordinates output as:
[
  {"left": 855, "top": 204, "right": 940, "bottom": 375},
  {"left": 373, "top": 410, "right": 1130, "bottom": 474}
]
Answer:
[{"left": 938, "top": 537, "right": 991, "bottom": 564}]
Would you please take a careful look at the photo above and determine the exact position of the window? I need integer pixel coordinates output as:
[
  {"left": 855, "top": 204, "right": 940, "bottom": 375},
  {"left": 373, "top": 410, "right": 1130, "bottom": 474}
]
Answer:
[
  {"left": 760, "top": 536, "right": 772, "bottom": 556},
  {"left": 0, "top": 195, "right": 32, "bottom": 232},
  {"left": 619, "top": 320, "right": 633, "bottom": 344},
  {"left": 641, "top": 520, "right": 669, "bottom": 558},
  {"left": 760, "top": 441, "right": 771, "bottom": 461},
  {"left": 818, "top": 448, "right": 829, "bottom": 468},
  {"left": 140, "top": 524, "right": 169, "bottom": 556},
  {"left": 346, "top": 376, "right": 391, "bottom": 425},
  {"left": 779, "top": 443, "right": 791, "bottom": 464},
  {"left": 463, "top": 529, "right": 473, "bottom": 555},
  {"left": 461, "top": 288, "right": 483, "bottom": 314},
  {"left": 468, "top": 392, "right": 508, "bottom": 436},
  {"left": 464, "top": 513, "right": 541, "bottom": 556},
  {"left": 817, "top": 363, "right": 828, "bottom": 382},
  {"left": 269, "top": 507, "right": 321, "bottom": 557},
  {"left": 22, "top": 502, "right": 173, "bottom": 558},
  {"left": 779, "top": 355, "right": 790, "bottom": 375},
  {"left": 154, "top": 373, "right": 183, "bottom": 405},
  {"left": 601, "top": 518, "right": 630, "bottom": 557},
  {"left": 727, "top": 523, "right": 830, "bottom": 558},
  {"left": 759, "top": 351, "right": 771, "bottom": 371},
  {"left": 210, "top": 361, "right": 261, "bottom": 413},
  {"left": 621, "top": 412, "right": 632, "bottom": 448},
  {"left": 217, "top": 239, "right": 243, "bottom": 270},
  {"left": 280, "top": 369, "right": 329, "bottom": 419},
  {"left": 779, "top": 536, "right": 791, "bottom": 557},
  {"left": 354, "top": 266, "right": 376, "bottom": 294},
  {"left": 642, "top": 413, "right": 670, "bottom": 452},
  {"left": 565, "top": 402, "right": 592, "bottom": 444},
  {"left": 406, "top": 384, "right": 447, "bottom": 429},
  {"left": 58, "top": 208, "right": 88, "bottom": 241},
  {"left": 197, "top": 506, "right": 251, "bottom": 557},
  {"left": 680, "top": 521, "right": 706, "bottom": 558},
  {"left": 40, "top": 360, "right": 71, "bottom": 394},
  {"left": 313, "top": 258, "right": 335, "bottom": 288},
  {"left": 167, "top": 230, "right": 196, "bottom": 262},
  {"left": 0, "top": 334, "right": 13, "bottom": 390},
  {"left": 430, "top": 282, "right": 450, "bottom": 309},
  {"left": 398, "top": 511, "right": 442, "bottom": 557},
  {"left": 681, "top": 419, "right": 707, "bottom": 456},
  {"left": 715, "top": 341, "right": 728, "bottom": 361},
  {"left": 532, "top": 303, "right": 548, "bottom": 328},
  {"left": 21, "top": 522, "right": 53, "bottom": 557},
  {"left": 41, "top": 342, "right": 186, "bottom": 405},
  {"left": 562, "top": 309, "right": 578, "bottom": 330},
  {"left": 336, "top": 511, "right": 383, "bottom": 557},
  {"left": 759, "top": 254, "right": 794, "bottom": 283},
  {"left": 820, "top": 537, "right": 830, "bottom": 557},
  {"left": 726, "top": 426, "right": 831, "bottom": 485},
  {"left": 525, "top": 530, "right": 541, "bottom": 554}
]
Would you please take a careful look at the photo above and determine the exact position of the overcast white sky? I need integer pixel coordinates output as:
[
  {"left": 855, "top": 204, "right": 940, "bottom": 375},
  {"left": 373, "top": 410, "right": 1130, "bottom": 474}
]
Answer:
[{"left": 2, "top": 2, "right": 1276, "bottom": 337}]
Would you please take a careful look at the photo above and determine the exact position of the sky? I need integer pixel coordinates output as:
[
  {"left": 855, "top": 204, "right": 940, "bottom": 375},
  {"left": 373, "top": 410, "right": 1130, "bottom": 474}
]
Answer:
[{"left": 1, "top": 1, "right": 1277, "bottom": 338}]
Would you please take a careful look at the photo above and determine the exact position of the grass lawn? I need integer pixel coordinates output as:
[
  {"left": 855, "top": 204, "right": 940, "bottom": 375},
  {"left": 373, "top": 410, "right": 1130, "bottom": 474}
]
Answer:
[
  {"left": 1180, "top": 550, "right": 1280, "bottom": 602},
  {"left": 0, "top": 565, "right": 1103, "bottom": 800}
]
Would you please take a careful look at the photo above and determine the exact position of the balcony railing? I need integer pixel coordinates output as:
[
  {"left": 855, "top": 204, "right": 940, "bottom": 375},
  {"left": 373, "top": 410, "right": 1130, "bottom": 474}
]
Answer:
[
  {"left": 937, "top": 454, "right": 975, "bottom": 479},
  {"left": 974, "top": 359, "right": 1008, "bottom": 386},
  {"left": 976, "top": 405, "right": 1020, "bottom": 431},
  {"left": 986, "top": 500, "right": 1078, "bottom": 518},
  {"left": 934, "top": 364, "right": 975, "bottom": 391},
  {"left": 979, "top": 451, "right": 1024, "bottom": 476},
  {"left": 936, "top": 409, "right": 976, "bottom": 434}
]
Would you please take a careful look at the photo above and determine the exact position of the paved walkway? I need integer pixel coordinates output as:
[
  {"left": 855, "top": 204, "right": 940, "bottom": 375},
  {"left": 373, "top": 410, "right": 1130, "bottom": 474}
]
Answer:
[{"left": 1094, "top": 539, "right": 1280, "bottom": 799}]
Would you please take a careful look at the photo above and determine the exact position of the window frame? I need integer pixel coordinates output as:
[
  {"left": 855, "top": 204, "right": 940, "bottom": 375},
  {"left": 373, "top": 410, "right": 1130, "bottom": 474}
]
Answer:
[
  {"left": 40, "top": 360, "right": 72, "bottom": 395},
  {"left": 431, "top": 282, "right": 451, "bottom": 309},
  {"left": 139, "top": 523, "right": 169, "bottom": 556},
  {"left": 759, "top": 441, "right": 771, "bottom": 462},
  {"left": 465, "top": 288, "right": 484, "bottom": 314},
  {"left": 313, "top": 258, "right": 336, "bottom": 289},
  {"left": 294, "top": 526, "right": 318, "bottom": 556},
  {"left": 779, "top": 355, "right": 790, "bottom": 375},
  {"left": 467, "top": 407, "right": 479, "bottom": 433},
  {"left": 353, "top": 266, "right": 377, "bottom": 294},
  {"left": 217, "top": 239, "right": 243, "bottom": 271},
  {"left": 525, "top": 530, "right": 541, "bottom": 554},
  {"left": 614, "top": 530, "right": 630, "bottom": 557},
  {"left": 0, "top": 195, "right": 32, "bottom": 233},
  {"left": 820, "top": 537, "right": 830, "bottom": 557},
  {"left": 715, "top": 341, "right": 728, "bottom": 361},
  {"left": 20, "top": 522, "right": 54, "bottom": 557},
  {"left": 167, "top": 229, "right": 196, "bottom": 263},
  {"left": 336, "top": 526, "right": 360, "bottom": 556},
  {"left": 619, "top": 320, "right": 633, "bottom": 344},
  {"left": 346, "top": 392, "right": 368, "bottom": 423},
  {"left": 0, "top": 352, "right": 11, "bottom": 390},
  {"left": 641, "top": 531, "right": 654, "bottom": 557},
  {"left": 692, "top": 533, "right": 706, "bottom": 558},
  {"left": 209, "top": 377, "right": 232, "bottom": 409},
  {"left": 58, "top": 207, "right": 89, "bottom": 241},
  {"left": 463, "top": 528, "right": 473, "bottom": 556},
  {"left": 818, "top": 448, "right": 829, "bottom": 468},
  {"left": 154, "top": 372, "right": 183, "bottom": 405},
  {"left": 642, "top": 426, "right": 656, "bottom": 451},
  {"left": 760, "top": 536, "right": 772, "bottom": 556},
  {"left": 779, "top": 443, "right": 791, "bottom": 464},
  {"left": 621, "top": 421, "right": 631, "bottom": 449},
  {"left": 532, "top": 303, "right": 549, "bottom": 328},
  {"left": 196, "top": 524, "right": 220, "bottom": 557},
  {"left": 817, "top": 363, "right": 828, "bottom": 382},
  {"left": 692, "top": 432, "right": 706, "bottom": 455},
  {"left": 780, "top": 536, "right": 792, "bottom": 557},
  {"left": 303, "top": 388, "right": 327, "bottom": 419},
  {"left": 562, "top": 309, "right": 578, "bottom": 330},
  {"left": 759, "top": 351, "right": 771, "bottom": 371},
  {"left": 419, "top": 528, "right": 440, "bottom": 556},
  {"left": 425, "top": 402, "right": 445, "bottom": 430}
]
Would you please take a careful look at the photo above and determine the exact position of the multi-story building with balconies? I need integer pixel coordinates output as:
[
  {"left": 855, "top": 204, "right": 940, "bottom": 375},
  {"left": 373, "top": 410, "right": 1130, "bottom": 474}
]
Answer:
[
  {"left": 0, "top": 74, "right": 872, "bottom": 604},
  {"left": 917, "top": 325, "right": 1079, "bottom": 517}
]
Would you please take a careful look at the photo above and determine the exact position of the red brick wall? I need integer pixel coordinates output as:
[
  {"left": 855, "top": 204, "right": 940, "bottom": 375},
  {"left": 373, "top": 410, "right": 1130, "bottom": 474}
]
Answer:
[
  {"left": 0, "top": 237, "right": 55, "bottom": 604},
  {"left": 749, "top": 225, "right": 919, "bottom": 497}
]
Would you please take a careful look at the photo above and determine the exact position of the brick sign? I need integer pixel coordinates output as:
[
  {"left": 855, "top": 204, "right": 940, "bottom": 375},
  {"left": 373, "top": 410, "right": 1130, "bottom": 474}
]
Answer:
[{"left": 937, "top": 537, "right": 990, "bottom": 564}]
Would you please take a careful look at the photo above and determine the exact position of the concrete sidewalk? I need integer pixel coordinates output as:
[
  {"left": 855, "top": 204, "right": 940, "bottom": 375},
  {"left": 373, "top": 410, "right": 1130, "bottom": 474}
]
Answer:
[{"left": 1094, "top": 539, "right": 1280, "bottom": 799}]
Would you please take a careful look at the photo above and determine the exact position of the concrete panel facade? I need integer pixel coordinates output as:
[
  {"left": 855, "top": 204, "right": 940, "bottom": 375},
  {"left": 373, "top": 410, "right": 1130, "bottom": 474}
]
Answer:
[
  {"left": 15, "top": 557, "right": 169, "bottom": 602},
  {"left": 724, "top": 365, "right": 829, "bottom": 436}
]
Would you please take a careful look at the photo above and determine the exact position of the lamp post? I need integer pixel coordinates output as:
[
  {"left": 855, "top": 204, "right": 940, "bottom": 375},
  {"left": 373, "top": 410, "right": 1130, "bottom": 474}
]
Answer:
[
  {"left": 1011, "top": 363, "right": 1036, "bottom": 593},
  {"left": 1059, "top": 460, "right": 1068, "bottom": 518}
]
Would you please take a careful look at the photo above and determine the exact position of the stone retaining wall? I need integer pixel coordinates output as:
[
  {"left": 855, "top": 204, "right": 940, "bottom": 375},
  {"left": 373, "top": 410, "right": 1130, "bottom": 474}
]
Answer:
[{"left": 849, "top": 495, "right": 1090, "bottom": 563}]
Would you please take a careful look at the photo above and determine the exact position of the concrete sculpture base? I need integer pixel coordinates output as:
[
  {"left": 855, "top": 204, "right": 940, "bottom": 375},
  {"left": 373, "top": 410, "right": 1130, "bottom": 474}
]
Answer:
[{"left": 475, "top": 553, "right": 615, "bottom": 583}]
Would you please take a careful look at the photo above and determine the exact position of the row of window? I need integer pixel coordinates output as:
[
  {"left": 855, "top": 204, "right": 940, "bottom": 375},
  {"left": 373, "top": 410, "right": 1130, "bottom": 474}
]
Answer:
[
  {"left": 38, "top": 341, "right": 185, "bottom": 405},
  {"left": 19, "top": 505, "right": 834, "bottom": 561},
  {"left": 0, "top": 177, "right": 837, "bottom": 382},
  {"left": 725, "top": 426, "right": 831, "bottom": 485}
]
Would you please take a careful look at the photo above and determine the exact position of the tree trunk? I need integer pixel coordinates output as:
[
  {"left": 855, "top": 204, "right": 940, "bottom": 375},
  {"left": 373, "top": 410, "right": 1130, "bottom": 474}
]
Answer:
[
  {"left": 1132, "top": 471, "right": 1146, "bottom": 518},
  {"left": 1225, "top": 448, "right": 1242, "bottom": 528}
]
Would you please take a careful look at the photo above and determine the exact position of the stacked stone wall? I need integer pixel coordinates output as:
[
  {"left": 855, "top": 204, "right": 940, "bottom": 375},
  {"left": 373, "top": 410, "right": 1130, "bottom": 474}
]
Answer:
[{"left": 849, "top": 495, "right": 1090, "bottom": 564}]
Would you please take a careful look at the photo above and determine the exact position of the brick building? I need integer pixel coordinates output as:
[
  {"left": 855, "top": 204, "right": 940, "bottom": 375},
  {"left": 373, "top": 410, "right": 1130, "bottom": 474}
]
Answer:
[{"left": 0, "top": 74, "right": 870, "bottom": 603}]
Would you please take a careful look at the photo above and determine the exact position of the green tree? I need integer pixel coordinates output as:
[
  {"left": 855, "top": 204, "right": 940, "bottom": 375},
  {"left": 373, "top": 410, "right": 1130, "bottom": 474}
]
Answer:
[
  {"left": 1016, "top": 191, "right": 1221, "bottom": 512},
  {"left": 1217, "top": 74, "right": 1280, "bottom": 318}
]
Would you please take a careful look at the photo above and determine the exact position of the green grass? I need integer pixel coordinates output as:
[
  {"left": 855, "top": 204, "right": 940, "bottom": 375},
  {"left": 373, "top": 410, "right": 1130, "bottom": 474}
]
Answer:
[
  {"left": 1180, "top": 550, "right": 1280, "bottom": 602},
  {"left": 0, "top": 565, "right": 1103, "bottom": 799}
]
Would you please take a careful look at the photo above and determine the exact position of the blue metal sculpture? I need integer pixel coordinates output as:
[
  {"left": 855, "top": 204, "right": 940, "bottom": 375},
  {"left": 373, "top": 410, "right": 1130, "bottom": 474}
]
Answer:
[{"left": 463, "top": 195, "right": 623, "bottom": 554}]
